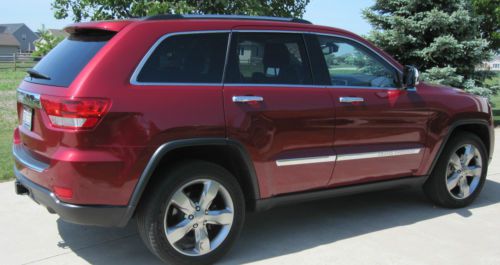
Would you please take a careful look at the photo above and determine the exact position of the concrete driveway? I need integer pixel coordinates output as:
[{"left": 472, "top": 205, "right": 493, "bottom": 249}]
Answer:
[{"left": 1, "top": 129, "right": 499, "bottom": 265}]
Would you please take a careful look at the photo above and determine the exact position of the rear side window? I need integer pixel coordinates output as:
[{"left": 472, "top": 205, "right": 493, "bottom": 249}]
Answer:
[
  {"left": 225, "top": 33, "right": 312, "bottom": 85},
  {"left": 25, "top": 31, "right": 113, "bottom": 87},
  {"left": 136, "top": 33, "right": 229, "bottom": 84}
]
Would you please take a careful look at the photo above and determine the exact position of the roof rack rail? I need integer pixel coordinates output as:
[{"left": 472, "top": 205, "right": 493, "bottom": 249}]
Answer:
[{"left": 143, "top": 14, "right": 312, "bottom": 24}]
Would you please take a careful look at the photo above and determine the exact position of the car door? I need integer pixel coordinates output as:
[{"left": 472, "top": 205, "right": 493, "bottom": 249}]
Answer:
[
  {"left": 309, "top": 34, "right": 430, "bottom": 186},
  {"left": 223, "top": 31, "right": 336, "bottom": 198}
]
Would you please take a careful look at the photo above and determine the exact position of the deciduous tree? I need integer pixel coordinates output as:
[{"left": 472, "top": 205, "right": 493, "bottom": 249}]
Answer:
[{"left": 52, "top": 0, "right": 310, "bottom": 22}]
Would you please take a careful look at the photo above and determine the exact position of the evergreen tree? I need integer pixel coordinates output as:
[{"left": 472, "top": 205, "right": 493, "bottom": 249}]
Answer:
[{"left": 363, "top": 0, "right": 492, "bottom": 90}]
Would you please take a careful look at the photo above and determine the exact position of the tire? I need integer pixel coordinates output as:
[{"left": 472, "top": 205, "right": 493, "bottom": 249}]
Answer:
[
  {"left": 424, "top": 131, "right": 488, "bottom": 208},
  {"left": 136, "top": 160, "right": 245, "bottom": 265}
]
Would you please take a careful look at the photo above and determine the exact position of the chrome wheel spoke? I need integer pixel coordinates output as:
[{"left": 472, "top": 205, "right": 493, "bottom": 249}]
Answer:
[
  {"left": 164, "top": 178, "right": 234, "bottom": 257},
  {"left": 206, "top": 209, "right": 233, "bottom": 225},
  {"left": 447, "top": 172, "right": 461, "bottom": 190},
  {"left": 171, "top": 190, "right": 196, "bottom": 215},
  {"left": 462, "top": 145, "right": 475, "bottom": 166},
  {"left": 446, "top": 144, "right": 483, "bottom": 200},
  {"left": 200, "top": 180, "right": 220, "bottom": 210},
  {"left": 166, "top": 219, "right": 192, "bottom": 244},
  {"left": 459, "top": 180, "right": 471, "bottom": 198},
  {"left": 465, "top": 165, "right": 482, "bottom": 177},
  {"left": 449, "top": 153, "right": 462, "bottom": 170},
  {"left": 194, "top": 226, "right": 211, "bottom": 255}
]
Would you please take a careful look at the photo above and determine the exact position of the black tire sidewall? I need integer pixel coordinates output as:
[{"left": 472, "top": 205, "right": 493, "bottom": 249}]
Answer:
[
  {"left": 424, "top": 132, "right": 488, "bottom": 208},
  {"left": 138, "top": 160, "right": 245, "bottom": 265}
]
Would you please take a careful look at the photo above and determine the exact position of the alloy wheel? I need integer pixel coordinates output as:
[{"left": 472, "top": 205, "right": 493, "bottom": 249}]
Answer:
[
  {"left": 163, "top": 179, "right": 234, "bottom": 256},
  {"left": 445, "top": 144, "right": 483, "bottom": 200}
]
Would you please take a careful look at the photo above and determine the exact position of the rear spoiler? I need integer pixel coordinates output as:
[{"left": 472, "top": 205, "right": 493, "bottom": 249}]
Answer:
[{"left": 64, "top": 20, "right": 135, "bottom": 34}]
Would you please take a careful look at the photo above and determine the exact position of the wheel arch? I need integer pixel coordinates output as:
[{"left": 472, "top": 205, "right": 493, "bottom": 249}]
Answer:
[
  {"left": 117, "top": 138, "right": 260, "bottom": 226},
  {"left": 427, "top": 119, "right": 493, "bottom": 176}
]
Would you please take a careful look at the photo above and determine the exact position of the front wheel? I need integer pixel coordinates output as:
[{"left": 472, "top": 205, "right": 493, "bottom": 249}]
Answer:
[
  {"left": 136, "top": 161, "right": 245, "bottom": 265},
  {"left": 424, "top": 132, "right": 488, "bottom": 208}
]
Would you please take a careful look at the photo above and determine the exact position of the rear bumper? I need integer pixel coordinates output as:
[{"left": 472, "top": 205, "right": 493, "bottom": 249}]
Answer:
[{"left": 14, "top": 167, "right": 129, "bottom": 227}]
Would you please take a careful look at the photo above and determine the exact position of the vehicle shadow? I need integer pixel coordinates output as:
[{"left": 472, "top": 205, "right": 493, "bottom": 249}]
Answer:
[{"left": 56, "top": 178, "right": 500, "bottom": 265}]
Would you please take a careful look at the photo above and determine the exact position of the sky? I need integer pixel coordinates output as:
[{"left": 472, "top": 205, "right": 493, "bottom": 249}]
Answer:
[{"left": 0, "top": 0, "right": 374, "bottom": 34}]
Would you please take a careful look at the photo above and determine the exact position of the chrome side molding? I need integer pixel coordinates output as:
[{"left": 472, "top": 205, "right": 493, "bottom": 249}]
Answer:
[
  {"left": 276, "top": 155, "right": 336, "bottom": 166},
  {"left": 275, "top": 148, "right": 422, "bottom": 166},
  {"left": 337, "top": 148, "right": 421, "bottom": 161}
]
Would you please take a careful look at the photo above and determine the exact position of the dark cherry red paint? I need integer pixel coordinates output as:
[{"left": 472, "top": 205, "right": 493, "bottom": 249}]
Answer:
[{"left": 14, "top": 18, "right": 494, "bottom": 206}]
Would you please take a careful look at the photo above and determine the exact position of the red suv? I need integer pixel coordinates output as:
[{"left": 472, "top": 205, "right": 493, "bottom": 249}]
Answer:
[{"left": 13, "top": 15, "right": 494, "bottom": 264}]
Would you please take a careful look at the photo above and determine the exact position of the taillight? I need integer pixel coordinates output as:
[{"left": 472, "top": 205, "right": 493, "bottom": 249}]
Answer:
[{"left": 40, "top": 95, "right": 110, "bottom": 130}]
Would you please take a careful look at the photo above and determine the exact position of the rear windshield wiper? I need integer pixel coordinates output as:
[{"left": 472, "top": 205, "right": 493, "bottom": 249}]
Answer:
[{"left": 27, "top": 69, "right": 51, "bottom": 80}]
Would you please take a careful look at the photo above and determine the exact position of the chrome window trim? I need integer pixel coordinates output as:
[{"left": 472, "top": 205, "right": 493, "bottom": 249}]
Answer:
[
  {"left": 17, "top": 89, "right": 41, "bottom": 109},
  {"left": 224, "top": 83, "right": 326, "bottom": 88},
  {"left": 129, "top": 30, "right": 231, "bottom": 86},
  {"left": 336, "top": 148, "right": 421, "bottom": 162},
  {"left": 223, "top": 83, "right": 399, "bottom": 90},
  {"left": 276, "top": 155, "right": 336, "bottom": 167},
  {"left": 130, "top": 29, "right": 403, "bottom": 90}
]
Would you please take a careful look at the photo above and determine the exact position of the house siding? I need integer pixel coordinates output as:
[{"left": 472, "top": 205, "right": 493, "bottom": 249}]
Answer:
[
  {"left": 0, "top": 46, "right": 18, "bottom": 61},
  {"left": 10, "top": 25, "right": 37, "bottom": 52}
]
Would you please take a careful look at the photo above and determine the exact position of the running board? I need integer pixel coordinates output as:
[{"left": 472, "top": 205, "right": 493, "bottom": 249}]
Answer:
[{"left": 254, "top": 176, "right": 427, "bottom": 212}]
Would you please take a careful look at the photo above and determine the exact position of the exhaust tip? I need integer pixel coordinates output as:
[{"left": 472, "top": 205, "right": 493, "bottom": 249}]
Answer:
[
  {"left": 15, "top": 181, "right": 29, "bottom": 196},
  {"left": 46, "top": 207, "right": 56, "bottom": 214}
]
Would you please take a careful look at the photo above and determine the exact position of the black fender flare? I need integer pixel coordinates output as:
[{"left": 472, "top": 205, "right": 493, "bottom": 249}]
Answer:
[
  {"left": 426, "top": 119, "right": 493, "bottom": 177},
  {"left": 117, "top": 138, "right": 260, "bottom": 226}
]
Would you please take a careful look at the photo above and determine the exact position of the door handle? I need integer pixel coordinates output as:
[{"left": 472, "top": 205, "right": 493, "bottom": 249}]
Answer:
[
  {"left": 232, "top": 96, "right": 264, "bottom": 103},
  {"left": 339, "top": 97, "right": 364, "bottom": 103}
]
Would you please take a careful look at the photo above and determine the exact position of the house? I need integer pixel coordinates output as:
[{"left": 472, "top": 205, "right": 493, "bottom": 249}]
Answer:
[
  {"left": 0, "top": 23, "right": 38, "bottom": 52},
  {"left": 479, "top": 55, "right": 500, "bottom": 72},
  {"left": 47, "top": 29, "right": 69, "bottom": 38},
  {"left": 0, "top": 33, "right": 20, "bottom": 60}
]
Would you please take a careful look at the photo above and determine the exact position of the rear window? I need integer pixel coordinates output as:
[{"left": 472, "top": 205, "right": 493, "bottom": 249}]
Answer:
[
  {"left": 25, "top": 31, "right": 113, "bottom": 87},
  {"left": 135, "top": 33, "right": 229, "bottom": 84}
]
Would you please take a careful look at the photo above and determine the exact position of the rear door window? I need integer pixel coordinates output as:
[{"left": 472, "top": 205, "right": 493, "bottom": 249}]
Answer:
[
  {"left": 136, "top": 33, "right": 229, "bottom": 84},
  {"left": 25, "top": 31, "right": 113, "bottom": 87},
  {"left": 225, "top": 32, "right": 313, "bottom": 85}
]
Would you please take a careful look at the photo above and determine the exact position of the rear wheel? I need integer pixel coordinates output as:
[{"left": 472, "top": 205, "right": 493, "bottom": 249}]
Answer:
[
  {"left": 136, "top": 161, "right": 245, "bottom": 265},
  {"left": 424, "top": 132, "right": 488, "bottom": 208}
]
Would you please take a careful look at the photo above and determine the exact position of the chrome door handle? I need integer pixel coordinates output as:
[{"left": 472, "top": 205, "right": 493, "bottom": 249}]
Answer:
[
  {"left": 232, "top": 96, "right": 264, "bottom": 103},
  {"left": 339, "top": 97, "right": 364, "bottom": 103}
]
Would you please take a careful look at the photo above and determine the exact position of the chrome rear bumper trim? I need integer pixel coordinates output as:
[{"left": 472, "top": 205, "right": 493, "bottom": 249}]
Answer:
[{"left": 12, "top": 144, "right": 49, "bottom": 173}]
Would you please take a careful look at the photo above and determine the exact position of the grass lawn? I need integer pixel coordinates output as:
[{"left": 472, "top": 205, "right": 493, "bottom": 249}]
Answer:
[
  {"left": 486, "top": 72, "right": 500, "bottom": 126},
  {"left": 0, "top": 69, "right": 22, "bottom": 181}
]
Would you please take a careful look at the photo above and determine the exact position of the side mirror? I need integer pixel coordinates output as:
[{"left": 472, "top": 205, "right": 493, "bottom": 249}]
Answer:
[
  {"left": 321, "top": 42, "right": 339, "bottom": 55},
  {"left": 402, "top": 65, "right": 419, "bottom": 90}
]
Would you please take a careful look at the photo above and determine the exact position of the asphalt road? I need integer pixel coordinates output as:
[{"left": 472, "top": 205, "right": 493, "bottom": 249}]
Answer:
[{"left": 1, "top": 129, "right": 499, "bottom": 265}]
